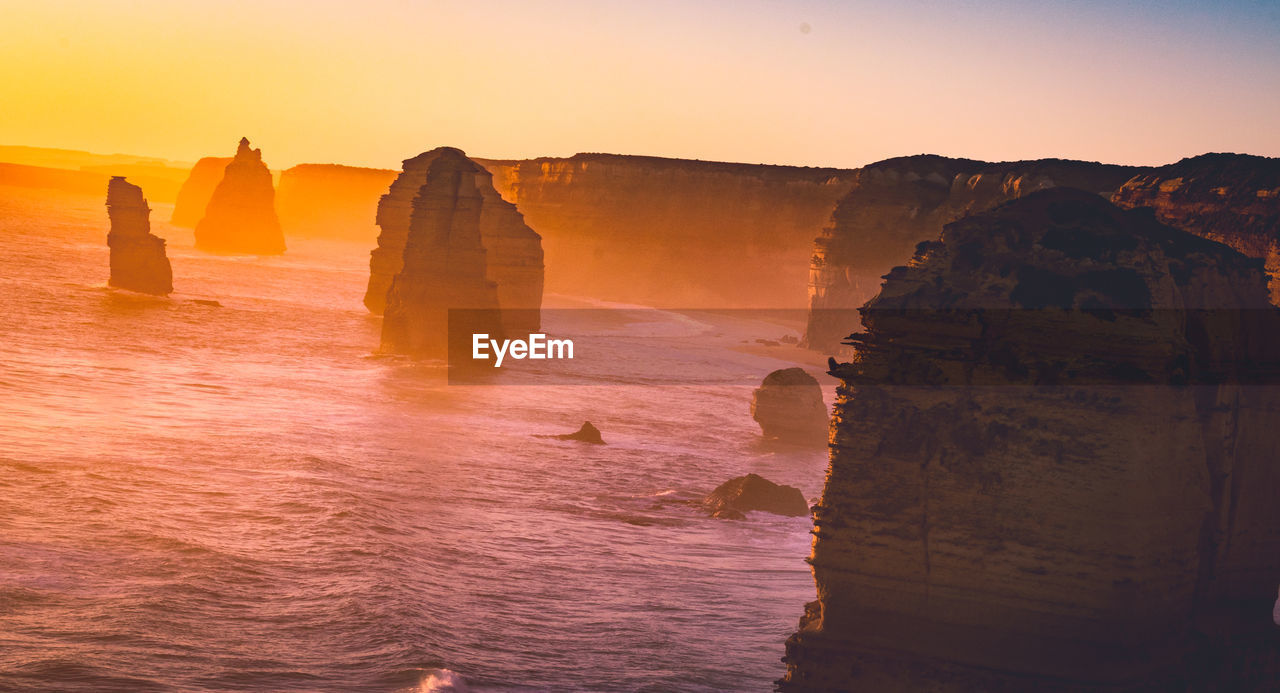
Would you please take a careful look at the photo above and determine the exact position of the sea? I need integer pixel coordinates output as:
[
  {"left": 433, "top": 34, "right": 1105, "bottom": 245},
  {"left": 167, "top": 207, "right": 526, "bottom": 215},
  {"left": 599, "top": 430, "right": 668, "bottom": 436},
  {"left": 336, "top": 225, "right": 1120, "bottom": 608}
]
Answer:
[{"left": 0, "top": 186, "right": 830, "bottom": 692}]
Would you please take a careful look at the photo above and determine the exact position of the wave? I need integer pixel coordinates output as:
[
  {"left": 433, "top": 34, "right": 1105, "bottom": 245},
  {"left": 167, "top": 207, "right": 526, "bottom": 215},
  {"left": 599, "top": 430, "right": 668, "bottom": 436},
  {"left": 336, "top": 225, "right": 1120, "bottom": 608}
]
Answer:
[{"left": 416, "top": 668, "right": 468, "bottom": 692}]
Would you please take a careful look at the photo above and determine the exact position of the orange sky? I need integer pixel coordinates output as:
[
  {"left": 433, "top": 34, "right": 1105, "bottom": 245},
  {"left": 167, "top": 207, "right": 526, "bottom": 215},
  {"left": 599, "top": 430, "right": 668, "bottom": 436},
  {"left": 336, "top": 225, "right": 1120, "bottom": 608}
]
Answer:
[{"left": 3, "top": 0, "right": 1279, "bottom": 170}]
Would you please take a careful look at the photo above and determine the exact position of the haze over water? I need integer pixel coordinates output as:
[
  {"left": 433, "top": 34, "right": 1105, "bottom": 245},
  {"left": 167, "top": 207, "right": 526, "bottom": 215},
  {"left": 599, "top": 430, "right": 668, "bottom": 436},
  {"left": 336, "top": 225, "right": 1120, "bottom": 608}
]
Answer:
[{"left": 0, "top": 187, "right": 826, "bottom": 691}]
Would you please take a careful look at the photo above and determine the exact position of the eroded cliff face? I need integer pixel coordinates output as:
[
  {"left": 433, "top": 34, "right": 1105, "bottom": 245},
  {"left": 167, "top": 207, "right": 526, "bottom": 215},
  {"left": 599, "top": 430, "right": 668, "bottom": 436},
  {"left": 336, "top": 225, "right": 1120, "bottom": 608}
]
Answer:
[
  {"left": 106, "top": 176, "right": 172, "bottom": 296},
  {"left": 480, "top": 154, "right": 857, "bottom": 308},
  {"left": 170, "top": 156, "right": 230, "bottom": 227},
  {"left": 381, "top": 150, "right": 506, "bottom": 357},
  {"left": 276, "top": 164, "right": 397, "bottom": 243},
  {"left": 366, "top": 148, "right": 543, "bottom": 336},
  {"left": 193, "top": 139, "right": 285, "bottom": 255},
  {"left": 1112, "top": 153, "right": 1280, "bottom": 304},
  {"left": 802, "top": 156, "right": 1143, "bottom": 352},
  {"left": 782, "top": 189, "right": 1280, "bottom": 692}
]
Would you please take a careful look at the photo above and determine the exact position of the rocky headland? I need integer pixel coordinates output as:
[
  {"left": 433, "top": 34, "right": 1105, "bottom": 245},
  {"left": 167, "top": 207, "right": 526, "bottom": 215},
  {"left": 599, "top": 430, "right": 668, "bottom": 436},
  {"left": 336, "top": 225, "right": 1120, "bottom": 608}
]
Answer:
[
  {"left": 192, "top": 139, "right": 285, "bottom": 254},
  {"left": 366, "top": 147, "right": 544, "bottom": 337},
  {"left": 276, "top": 164, "right": 397, "bottom": 243},
  {"left": 380, "top": 150, "right": 507, "bottom": 357},
  {"left": 106, "top": 177, "right": 172, "bottom": 296},
  {"left": 781, "top": 189, "right": 1280, "bottom": 691},
  {"left": 1112, "top": 153, "right": 1280, "bottom": 303},
  {"left": 802, "top": 156, "right": 1143, "bottom": 352}
]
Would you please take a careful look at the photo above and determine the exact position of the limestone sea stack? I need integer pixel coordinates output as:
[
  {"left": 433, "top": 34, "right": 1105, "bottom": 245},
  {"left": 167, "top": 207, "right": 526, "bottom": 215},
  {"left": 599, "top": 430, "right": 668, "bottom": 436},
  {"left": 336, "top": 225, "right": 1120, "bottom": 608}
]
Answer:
[
  {"left": 366, "top": 147, "right": 543, "bottom": 337},
  {"left": 170, "top": 156, "right": 230, "bottom": 226},
  {"left": 1111, "top": 153, "right": 1280, "bottom": 304},
  {"left": 106, "top": 177, "right": 172, "bottom": 296},
  {"left": 802, "top": 156, "right": 1142, "bottom": 352},
  {"left": 193, "top": 138, "right": 285, "bottom": 254},
  {"left": 781, "top": 189, "right": 1280, "bottom": 691},
  {"left": 380, "top": 150, "right": 505, "bottom": 357},
  {"left": 750, "top": 368, "right": 827, "bottom": 444}
]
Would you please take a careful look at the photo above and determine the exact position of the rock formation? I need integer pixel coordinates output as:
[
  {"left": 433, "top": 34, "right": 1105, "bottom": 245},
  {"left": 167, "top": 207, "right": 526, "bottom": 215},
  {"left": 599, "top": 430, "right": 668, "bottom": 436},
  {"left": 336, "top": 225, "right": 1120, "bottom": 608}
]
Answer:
[
  {"left": 1112, "top": 153, "right": 1280, "bottom": 304},
  {"left": 106, "top": 176, "right": 172, "bottom": 296},
  {"left": 802, "top": 156, "right": 1143, "bottom": 352},
  {"left": 193, "top": 139, "right": 285, "bottom": 254},
  {"left": 703, "top": 474, "right": 809, "bottom": 520},
  {"left": 366, "top": 147, "right": 543, "bottom": 338},
  {"left": 380, "top": 150, "right": 506, "bottom": 357},
  {"left": 276, "top": 164, "right": 397, "bottom": 243},
  {"left": 781, "top": 189, "right": 1280, "bottom": 691},
  {"left": 750, "top": 368, "right": 827, "bottom": 443},
  {"left": 480, "top": 153, "right": 858, "bottom": 308},
  {"left": 170, "top": 156, "right": 231, "bottom": 226},
  {"left": 552, "top": 421, "right": 605, "bottom": 444}
]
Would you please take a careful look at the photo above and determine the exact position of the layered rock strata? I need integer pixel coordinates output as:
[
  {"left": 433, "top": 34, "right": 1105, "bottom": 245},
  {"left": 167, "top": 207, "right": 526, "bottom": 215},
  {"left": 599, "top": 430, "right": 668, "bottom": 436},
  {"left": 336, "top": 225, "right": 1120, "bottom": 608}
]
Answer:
[
  {"left": 782, "top": 189, "right": 1280, "bottom": 691},
  {"left": 1111, "top": 153, "right": 1280, "bottom": 304},
  {"left": 750, "top": 367, "right": 827, "bottom": 443},
  {"left": 193, "top": 139, "right": 285, "bottom": 254},
  {"left": 366, "top": 147, "right": 543, "bottom": 337},
  {"left": 106, "top": 177, "right": 172, "bottom": 295},
  {"left": 802, "top": 156, "right": 1143, "bottom": 352},
  {"left": 380, "top": 151, "right": 505, "bottom": 357},
  {"left": 170, "top": 156, "right": 231, "bottom": 226},
  {"left": 480, "top": 153, "right": 858, "bottom": 308}
]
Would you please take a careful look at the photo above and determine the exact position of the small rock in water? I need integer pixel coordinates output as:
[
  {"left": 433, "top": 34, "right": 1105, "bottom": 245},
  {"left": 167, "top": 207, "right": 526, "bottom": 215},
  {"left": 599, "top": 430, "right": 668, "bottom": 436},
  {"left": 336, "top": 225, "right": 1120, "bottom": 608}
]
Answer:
[
  {"left": 553, "top": 421, "right": 605, "bottom": 444},
  {"left": 703, "top": 473, "right": 809, "bottom": 519}
]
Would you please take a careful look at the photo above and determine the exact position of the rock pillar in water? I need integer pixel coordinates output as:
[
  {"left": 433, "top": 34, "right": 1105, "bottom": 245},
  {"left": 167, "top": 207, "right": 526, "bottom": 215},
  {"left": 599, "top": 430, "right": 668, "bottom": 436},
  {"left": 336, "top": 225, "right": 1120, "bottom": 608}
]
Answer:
[
  {"left": 193, "top": 138, "right": 285, "bottom": 254},
  {"left": 106, "top": 176, "right": 173, "bottom": 296}
]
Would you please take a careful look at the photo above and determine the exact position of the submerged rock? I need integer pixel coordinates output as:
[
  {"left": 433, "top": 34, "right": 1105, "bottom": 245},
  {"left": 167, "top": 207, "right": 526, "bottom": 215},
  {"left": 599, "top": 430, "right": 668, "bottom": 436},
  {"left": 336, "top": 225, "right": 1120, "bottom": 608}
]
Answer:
[
  {"left": 193, "top": 138, "right": 285, "bottom": 255},
  {"left": 781, "top": 189, "right": 1280, "bottom": 691},
  {"left": 704, "top": 474, "right": 808, "bottom": 520},
  {"left": 106, "top": 177, "right": 172, "bottom": 296},
  {"left": 553, "top": 421, "right": 604, "bottom": 444},
  {"left": 750, "top": 368, "right": 827, "bottom": 443},
  {"left": 380, "top": 150, "right": 505, "bottom": 356},
  {"left": 366, "top": 147, "right": 543, "bottom": 339}
]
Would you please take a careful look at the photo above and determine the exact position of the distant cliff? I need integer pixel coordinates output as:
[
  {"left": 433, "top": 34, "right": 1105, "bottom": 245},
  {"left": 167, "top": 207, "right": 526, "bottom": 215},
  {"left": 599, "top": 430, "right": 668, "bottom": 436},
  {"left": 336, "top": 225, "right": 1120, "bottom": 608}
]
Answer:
[
  {"left": 106, "top": 177, "right": 172, "bottom": 296},
  {"left": 276, "top": 164, "right": 397, "bottom": 243},
  {"left": 193, "top": 139, "right": 285, "bottom": 255},
  {"left": 802, "top": 155, "right": 1142, "bottom": 352},
  {"left": 170, "top": 157, "right": 231, "bottom": 227},
  {"left": 479, "top": 153, "right": 858, "bottom": 308},
  {"left": 782, "top": 189, "right": 1280, "bottom": 691},
  {"left": 1112, "top": 153, "right": 1280, "bottom": 303}
]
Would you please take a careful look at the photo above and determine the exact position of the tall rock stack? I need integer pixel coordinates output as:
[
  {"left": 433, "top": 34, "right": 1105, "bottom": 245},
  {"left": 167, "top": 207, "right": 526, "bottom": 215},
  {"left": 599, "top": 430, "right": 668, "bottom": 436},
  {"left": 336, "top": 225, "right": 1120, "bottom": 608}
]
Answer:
[
  {"left": 380, "top": 150, "right": 505, "bottom": 357},
  {"left": 1112, "top": 153, "right": 1280, "bottom": 304},
  {"left": 782, "top": 189, "right": 1280, "bottom": 691},
  {"left": 802, "top": 156, "right": 1142, "bottom": 353},
  {"left": 106, "top": 176, "right": 173, "bottom": 296},
  {"left": 193, "top": 138, "right": 285, "bottom": 254},
  {"left": 366, "top": 147, "right": 543, "bottom": 336}
]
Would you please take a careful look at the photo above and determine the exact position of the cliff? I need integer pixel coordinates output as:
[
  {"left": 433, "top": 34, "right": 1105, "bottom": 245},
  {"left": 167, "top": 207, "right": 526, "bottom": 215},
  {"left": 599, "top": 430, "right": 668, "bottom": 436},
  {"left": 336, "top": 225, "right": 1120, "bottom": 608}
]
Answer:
[
  {"left": 367, "top": 148, "right": 543, "bottom": 336},
  {"left": 193, "top": 139, "right": 285, "bottom": 255},
  {"left": 479, "top": 153, "right": 858, "bottom": 308},
  {"left": 781, "top": 189, "right": 1280, "bottom": 691},
  {"left": 106, "top": 177, "right": 172, "bottom": 295},
  {"left": 276, "top": 164, "right": 397, "bottom": 243},
  {"left": 381, "top": 150, "right": 505, "bottom": 356},
  {"left": 170, "top": 156, "right": 231, "bottom": 226},
  {"left": 802, "top": 155, "right": 1143, "bottom": 352},
  {"left": 1112, "top": 153, "right": 1280, "bottom": 304}
]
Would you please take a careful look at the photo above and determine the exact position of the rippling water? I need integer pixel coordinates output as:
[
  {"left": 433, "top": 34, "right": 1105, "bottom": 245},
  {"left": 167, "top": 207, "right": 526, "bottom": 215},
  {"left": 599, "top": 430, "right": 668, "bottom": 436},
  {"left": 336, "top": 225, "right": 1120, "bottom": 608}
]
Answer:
[{"left": 0, "top": 186, "right": 827, "bottom": 692}]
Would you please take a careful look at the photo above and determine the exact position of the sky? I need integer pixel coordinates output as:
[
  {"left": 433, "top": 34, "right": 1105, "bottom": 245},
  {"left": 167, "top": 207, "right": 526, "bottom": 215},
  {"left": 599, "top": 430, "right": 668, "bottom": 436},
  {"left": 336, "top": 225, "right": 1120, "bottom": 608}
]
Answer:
[{"left": 2, "top": 0, "right": 1278, "bottom": 170}]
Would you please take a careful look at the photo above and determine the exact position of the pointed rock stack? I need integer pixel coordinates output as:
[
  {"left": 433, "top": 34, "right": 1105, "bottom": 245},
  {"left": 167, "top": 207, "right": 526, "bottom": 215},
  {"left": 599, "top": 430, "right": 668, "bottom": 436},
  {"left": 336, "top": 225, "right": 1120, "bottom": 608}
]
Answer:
[
  {"left": 380, "top": 150, "right": 506, "bottom": 357},
  {"left": 193, "top": 138, "right": 285, "bottom": 254},
  {"left": 106, "top": 176, "right": 173, "bottom": 296},
  {"left": 782, "top": 189, "right": 1280, "bottom": 691},
  {"left": 367, "top": 147, "right": 543, "bottom": 337}
]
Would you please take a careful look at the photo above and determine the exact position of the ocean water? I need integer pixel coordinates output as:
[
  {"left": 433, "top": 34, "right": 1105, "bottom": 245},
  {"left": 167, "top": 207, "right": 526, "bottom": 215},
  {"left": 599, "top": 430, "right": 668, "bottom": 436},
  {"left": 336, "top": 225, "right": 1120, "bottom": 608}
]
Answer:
[{"left": 0, "top": 186, "right": 829, "bottom": 692}]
